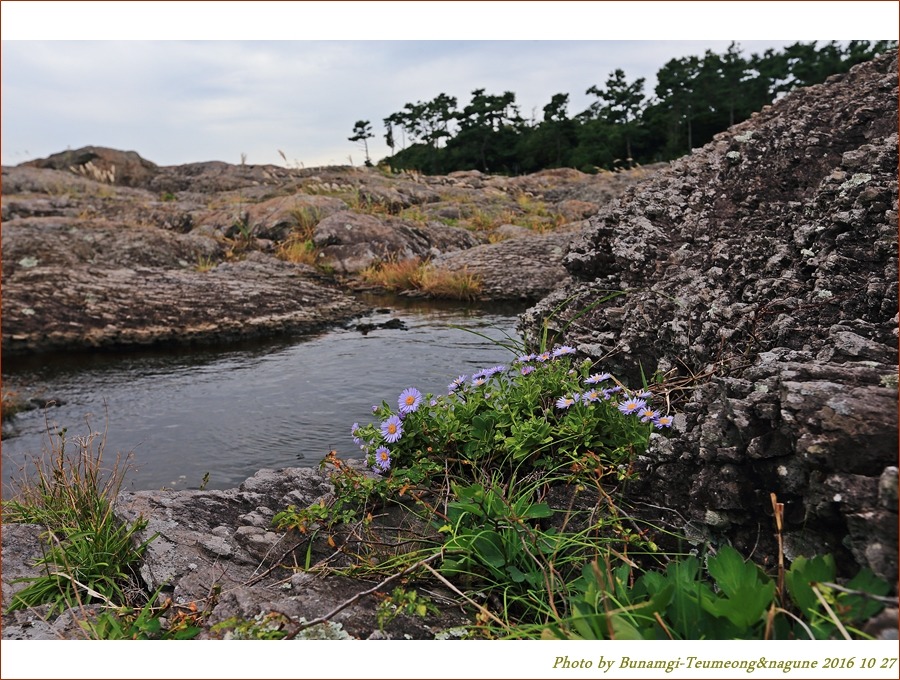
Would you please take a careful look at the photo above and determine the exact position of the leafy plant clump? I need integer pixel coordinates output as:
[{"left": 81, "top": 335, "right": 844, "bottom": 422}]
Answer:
[
  {"left": 555, "top": 547, "right": 890, "bottom": 641},
  {"left": 274, "top": 339, "right": 892, "bottom": 639},
  {"left": 275, "top": 345, "right": 679, "bottom": 633}
]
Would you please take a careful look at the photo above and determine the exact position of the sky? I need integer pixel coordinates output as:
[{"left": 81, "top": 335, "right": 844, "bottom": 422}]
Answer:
[{"left": 1, "top": 2, "right": 898, "bottom": 170}]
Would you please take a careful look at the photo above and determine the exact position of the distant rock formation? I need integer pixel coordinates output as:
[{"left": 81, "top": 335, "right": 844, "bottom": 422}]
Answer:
[{"left": 3, "top": 148, "right": 657, "bottom": 354}]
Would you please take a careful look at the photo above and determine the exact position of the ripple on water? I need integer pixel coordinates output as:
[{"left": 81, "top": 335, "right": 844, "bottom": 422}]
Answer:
[{"left": 1, "top": 300, "right": 525, "bottom": 495}]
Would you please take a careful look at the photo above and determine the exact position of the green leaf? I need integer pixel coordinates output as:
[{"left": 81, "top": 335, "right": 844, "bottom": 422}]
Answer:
[
  {"left": 517, "top": 502, "right": 553, "bottom": 521},
  {"left": 840, "top": 568, "right": 890, "bottom": 621},
  {"left": 707, "top": 546, "right": 760, "bottom": 596},
  {"left": 472, "top": 530, "right": 506, "bottom": 569},
  {"left": 785, "top": 554, "right": 836, "bottom": 617},
  {"left": 703, "top": 545, "right": 775, "bottom": 628},
  {"left": 506, "top": 565, "right": 527, "bottom": 583},
  {"left": 610, "top": 613, "right": 645, "bottom": 640}
]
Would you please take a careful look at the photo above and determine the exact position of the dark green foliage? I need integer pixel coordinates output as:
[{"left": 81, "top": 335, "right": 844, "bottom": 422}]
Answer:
[
  {"left": 377, "top": 40, "right": 897, "bottom": 174},
  {"left": 349, "top": 120, "right": 375, "bottom": 166},
  {"left": 8, "top": 519, "right": 154, "bottom": 615},
  {"left": 83, "top": 595, "right": 202, "bottom": 640},
  {"left": 272, "top": 324, "right": 893, "bottom": 639},
  {"left": 554, "top": 545, "right": 890, "bottom": 640}
]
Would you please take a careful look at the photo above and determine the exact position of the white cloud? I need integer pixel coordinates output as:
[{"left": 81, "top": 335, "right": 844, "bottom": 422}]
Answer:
[{"left": 1, "top": 31, "right": 894, "bottom": 168}]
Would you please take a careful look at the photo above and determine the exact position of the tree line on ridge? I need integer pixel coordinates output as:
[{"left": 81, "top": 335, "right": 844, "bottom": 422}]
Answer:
[{"left": 348, "top": 40, "right": 897, "bottom": 175}]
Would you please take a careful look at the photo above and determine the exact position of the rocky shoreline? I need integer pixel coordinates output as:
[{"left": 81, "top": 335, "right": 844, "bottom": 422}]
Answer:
[
  {"left": 2, "top": 50, "right": 897, "bottom": 640},
  {"left": 2, "top": 152, "right": 659, "bottom": 357}
]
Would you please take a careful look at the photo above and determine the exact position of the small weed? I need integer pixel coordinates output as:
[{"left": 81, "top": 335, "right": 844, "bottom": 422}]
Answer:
[
  {"left": 277, "top": 238, "right": 321, "bottom": 267},
  {"left": 2, "top": 388, "right": 25, "bottom": 421},
  {"left": 398, "top": 206, "right": 430, "bottom": 224},
  {"left": 82, "top": 593, "right": 203, "bottom": 640},
  {"left": 3, "top": 418, "right": 157, "bottom": 616},
  {"left": 194, "top": 254, "right": 217, "bottom": 272},
  {"left": 467, "top": 207, "right": 501, "bottom": 231},
  {"left": 415, "top": 264, "right": 482, "bottom": 301},
  {"left": 376, "top": 586, "right": 437, "bottom": 630},
  {"left": 359, "top": 258, "right": 422, "bottom": 291},
  {"left": 348, "top": 189, "right": 396, "bottom": 216},
  {"left": 289, "top": 206, "right": 323, "bottom": 241}
]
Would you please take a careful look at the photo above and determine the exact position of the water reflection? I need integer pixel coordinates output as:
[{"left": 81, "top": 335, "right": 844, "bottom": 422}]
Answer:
[{"left": 2, "top": 297, "right": 525, "bottom": 495}]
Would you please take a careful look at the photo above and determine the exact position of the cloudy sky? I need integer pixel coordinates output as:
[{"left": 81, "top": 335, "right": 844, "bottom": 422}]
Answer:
[{"left": 2, "top": 2, "right": 897, "bottom": 169}]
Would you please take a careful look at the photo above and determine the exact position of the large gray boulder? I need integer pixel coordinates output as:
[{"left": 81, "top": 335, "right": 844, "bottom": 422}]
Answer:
[
  {"left": 431, "top": 227, "right": 582, "bottom": 302},
  {"left": 22, "top": 146, "right": 160, "bottom": 188},
  {"left": 520, "top": 50, "right": 899, "bottom": 582},
  {"left": 312, "top": 212, "right": 481, "bottom": 274}
]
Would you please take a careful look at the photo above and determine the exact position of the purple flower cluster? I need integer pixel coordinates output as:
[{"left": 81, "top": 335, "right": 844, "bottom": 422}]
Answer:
[
  {"left": 548, "top": 365, "right": 675, "bottom": 429},
  {"left": 448, "top": 375, "right": 467, "bottom": 393}
]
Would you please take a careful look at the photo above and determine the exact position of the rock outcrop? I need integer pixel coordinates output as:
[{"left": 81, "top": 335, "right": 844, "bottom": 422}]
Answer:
[
  {"left": 2, "top": 153, "right": 657, "bottom": 355},
  {"left": 431, "top": 226, "right": 580, "bottom": 301},
  {"left": 520, "top": 50, "right": 899, "bottom": 583},
  {"left": 312, "top": 212, "right": 481, "bottom": 275},
  {"left": 1, "top": 467, "right": 469, "bottom": 640},
  {"left": 22, "top": 146, "right": 160, "bottom": 188},
  {"left": 1, "top": 219, "right": 368, "bottom": 355}
]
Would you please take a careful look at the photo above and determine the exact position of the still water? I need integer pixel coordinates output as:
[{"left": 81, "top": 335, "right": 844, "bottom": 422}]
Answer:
[{"left": 1, "top": 297, "right": 524, "bottom": 496}]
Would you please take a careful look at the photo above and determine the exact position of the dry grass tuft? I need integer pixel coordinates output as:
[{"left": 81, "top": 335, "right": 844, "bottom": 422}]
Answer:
[
  {"left": 360, "top": 258, "right": 482, "bottom": 301},
  {"left": 277, "top": 238, "right": 320, "bottom": 267}
]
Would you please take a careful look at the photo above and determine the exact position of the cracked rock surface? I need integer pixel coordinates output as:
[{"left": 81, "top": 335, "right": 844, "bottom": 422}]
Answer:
[{"left": 520, "top": 50, "right": 898, "bottom": 584}]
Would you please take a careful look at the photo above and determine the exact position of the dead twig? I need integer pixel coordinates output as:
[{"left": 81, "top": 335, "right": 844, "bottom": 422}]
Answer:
[{"left": 281, "top": 552, "right": 441, "bottom": 639}]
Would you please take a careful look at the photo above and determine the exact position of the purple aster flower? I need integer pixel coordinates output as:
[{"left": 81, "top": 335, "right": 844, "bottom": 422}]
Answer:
[
  {"left": 351, "top": 422, "right": 362, "bottom": 445},
  {"left": 483, "top": 365, "right": 506, "bottom": 378},
  {"left": 470, "top": 376, "right": 487, "bottom": 388},
  {"left": 430, "top": 398, "right": 438, "bottom": 407},
  {"left": 448, "top": 375, "right": 467, "bottom": 393},
  {"left": 653, "top": 414, "right": 674, "bottom": 429},
  {"left": 514, "top": 353, "right": 535, "bottom": 364},
  {"left": 636, "top": 390, "right": 653, "bottom": 399},
  {"left": 582, "top": 389, "right": 601, "bottom": 403},
  {"left": 556, "top": 394, "right": 578, "bottom": 409},
  {"left": 618, "top": 398, "right": 647, "bottom": 415},
  {"left": 536, "top": 351, "right": 551, "bottom": 362},
  {"left": 638, "top": 407, "right": 660, "bottom": 423},
  {"left": 374, "top": 446, "right": 392, "bottom": 471},
  {"left": 381, "top": 415, "right": 403, "bottom": 443},
  {"left": 473, "top": 366, "right": 504, "bottom": 381},
  {"left": 552, "top": 345, "right": 576, "bottom": 358},
  {"left": 585, "top": 372, "right": 612, "bottom": 384},
  {"left": 398, "top": 387, "right": 423, "bottom": 414},
  {"left": 520, "top": 365, "right": 535, "bottom": 376}
]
